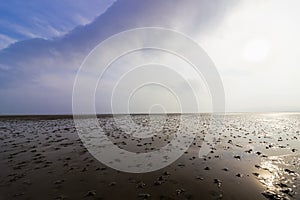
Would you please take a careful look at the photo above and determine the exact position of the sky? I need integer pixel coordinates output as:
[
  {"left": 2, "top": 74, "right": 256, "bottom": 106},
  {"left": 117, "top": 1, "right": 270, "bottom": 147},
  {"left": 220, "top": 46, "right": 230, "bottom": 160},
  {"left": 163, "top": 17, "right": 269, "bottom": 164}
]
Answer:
[
  {"left": 0, "top": 0, "right": 115, "bottom": 49},
  {"left": 0, "top": 0, "right": 299, "bottom": 114}
]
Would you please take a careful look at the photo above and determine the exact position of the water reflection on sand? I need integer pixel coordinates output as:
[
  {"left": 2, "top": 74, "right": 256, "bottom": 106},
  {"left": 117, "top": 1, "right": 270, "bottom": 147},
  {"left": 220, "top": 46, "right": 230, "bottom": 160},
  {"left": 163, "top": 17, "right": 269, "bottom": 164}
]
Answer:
[{"left": 254, "top": 154, "right": 299, "bottom": 199}]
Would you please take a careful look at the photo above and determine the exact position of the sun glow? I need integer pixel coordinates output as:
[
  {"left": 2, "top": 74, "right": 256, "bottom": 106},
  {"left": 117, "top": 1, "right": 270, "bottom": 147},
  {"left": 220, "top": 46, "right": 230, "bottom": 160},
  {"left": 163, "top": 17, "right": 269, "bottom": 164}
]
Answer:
[{"left": 242, "top": 39, "right": 270, "bottom": 63}]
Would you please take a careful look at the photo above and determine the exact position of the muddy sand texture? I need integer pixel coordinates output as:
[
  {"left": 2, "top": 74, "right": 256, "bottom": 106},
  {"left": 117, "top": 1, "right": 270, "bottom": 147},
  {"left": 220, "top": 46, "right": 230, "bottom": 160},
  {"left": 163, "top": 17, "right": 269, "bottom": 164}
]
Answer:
[{"left": 0, "top": 113, "right": 299, "bottom": 200}]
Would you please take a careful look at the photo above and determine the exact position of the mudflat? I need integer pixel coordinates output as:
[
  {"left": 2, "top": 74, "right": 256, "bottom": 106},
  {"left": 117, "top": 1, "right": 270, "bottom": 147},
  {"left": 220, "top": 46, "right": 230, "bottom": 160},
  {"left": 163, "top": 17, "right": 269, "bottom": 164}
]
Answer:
[{"left": 0, "top": 113, "right": 299, "bottom": 200}]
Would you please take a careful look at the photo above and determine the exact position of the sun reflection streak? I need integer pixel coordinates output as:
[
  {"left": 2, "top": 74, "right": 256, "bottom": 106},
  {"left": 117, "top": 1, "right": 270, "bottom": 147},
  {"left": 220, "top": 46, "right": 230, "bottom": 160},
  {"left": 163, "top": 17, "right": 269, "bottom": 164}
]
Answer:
[
  {"left": 255, "top": 155, "right": 299, "bottom": 199},
  {"left": 259, "top": 159, "right": 280, "bottom": 190}
]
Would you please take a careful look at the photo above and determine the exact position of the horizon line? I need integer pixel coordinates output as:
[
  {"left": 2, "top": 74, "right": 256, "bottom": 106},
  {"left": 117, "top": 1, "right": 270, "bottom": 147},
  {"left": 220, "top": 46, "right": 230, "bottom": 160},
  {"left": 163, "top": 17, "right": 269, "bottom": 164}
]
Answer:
[{"left": 0, "top": 111, "right": 300, "bottom": 120}]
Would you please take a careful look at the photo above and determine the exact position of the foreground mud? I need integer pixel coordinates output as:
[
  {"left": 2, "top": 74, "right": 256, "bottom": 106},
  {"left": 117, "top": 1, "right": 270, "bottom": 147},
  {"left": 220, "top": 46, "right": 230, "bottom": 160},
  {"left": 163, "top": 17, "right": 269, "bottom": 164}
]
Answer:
[{"left": 0, "top": 113, "right": 299, "bottom": 200}]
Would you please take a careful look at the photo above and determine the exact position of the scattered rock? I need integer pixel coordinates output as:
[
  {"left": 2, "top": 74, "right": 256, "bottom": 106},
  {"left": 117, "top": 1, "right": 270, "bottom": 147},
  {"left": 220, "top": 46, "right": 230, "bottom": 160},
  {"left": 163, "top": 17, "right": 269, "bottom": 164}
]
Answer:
[
  {"left": 109, "top": 181, "right": 116, "bottom": 186},
  {"left": 163, "top": 171, "right": 170, "bottom": 176},
  {"left": 245, "top": 149, "right": 252, "bottom": 153},
  {"left": 253, "top": 172, "right": 260, "bottom": 177},
  {"left": 154, "top": 180, "right": 163, "bottom": 186},
  {"left": 158, "top": 176, "right": 164, "bottom": 181},
  {"left": 277, "top": 182, "right": 288, "bottom": 188},
  {"left": 280, "top": 188, "right": 294, "bottom": 196},
  {"left": 54, "top": 180, "right": 64, "bottom": 185},
  {"left": 254, "top": 164, "right": 261, "bottom": 169},
  {"left": 55, "top": 195, "right": 68, "bottom": 200},
  {"left": 136, "top": 181, "right": 146, "bottom": 189},
  {"left": 178, "top": 163, "right": 185, "bottom": 167},
  {"left": 214, "top": 179, "right": 222, "bottom": 188},
  {"left": 138, "top": 193, "right": 151, "bottom": 199},
  {"left": 204, "top": 166, "right": 210, "bottom": 170},
  {"left": 261, "top": 191, "right": 281, "bottom": 200},
  {"left": 284, "top": 169, "right": 295, "bottom": 174},
  {"left": 85, "top": 190, "right": 96, "bottom": 197},
  {"left": 176, "top": 188, "right": 186, "bottom": 196}
]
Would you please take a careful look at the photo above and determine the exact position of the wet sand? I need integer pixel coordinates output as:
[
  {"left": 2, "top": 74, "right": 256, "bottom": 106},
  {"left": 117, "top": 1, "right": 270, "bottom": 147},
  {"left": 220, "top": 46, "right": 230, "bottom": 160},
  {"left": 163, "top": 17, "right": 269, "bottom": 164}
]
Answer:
[{"left": 0, "top": 113, "right": 299, "bottom": 200}]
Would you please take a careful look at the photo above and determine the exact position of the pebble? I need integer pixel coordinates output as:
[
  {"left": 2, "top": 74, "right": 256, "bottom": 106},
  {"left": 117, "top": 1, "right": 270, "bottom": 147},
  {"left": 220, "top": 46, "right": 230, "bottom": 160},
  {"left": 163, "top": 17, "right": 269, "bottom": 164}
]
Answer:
[
  {"left": 154, "top": 180, "right": 163, "bottom": 185},
  {"left": 284, "top": 169, "right": 295, "bottom": 174},
  {"left": 138, "top": 193, "right": 151, "bottom": 199},
  {"left": 254, "top": 164, "right": 261, "bottom": 169},
  {"left": 54, "top": 180, "right": 64, "bottom": 185},
  {"left": 85, "top": 190, "right": 96, "bottom": 197},
  {"left": 176, "top": 188, "right": 186, "bottom": 195},
  {"left": 109, "top": 181, "right": 116, "bottom": 186},
  {"left": 163, "top": 171, "right": 170, "bottom": 176},
  {"left": 136, "top": 181, "right": 146, "bottom": 189},
  {"left": 55, "top": 195, "right": 68, "bottom": 200},
  {"left": 261, "top": 191, "right": 281, "bottom": 200},
  {"left": 178, "top": 163, "right": 185, "bottom": 167},
  {"left": 214, "top": 179, "right": 222, "bottom": 188},
  {"left": 253, "top": 172, "right": 260, "bottom": 177}
]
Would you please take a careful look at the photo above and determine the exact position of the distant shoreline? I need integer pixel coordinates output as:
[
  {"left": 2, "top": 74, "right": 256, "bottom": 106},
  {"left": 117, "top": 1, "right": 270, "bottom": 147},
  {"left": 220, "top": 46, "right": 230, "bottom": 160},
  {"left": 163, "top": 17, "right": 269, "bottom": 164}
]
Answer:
[{"left": 0, "top": 112, "right": 299, "bottom": 120}]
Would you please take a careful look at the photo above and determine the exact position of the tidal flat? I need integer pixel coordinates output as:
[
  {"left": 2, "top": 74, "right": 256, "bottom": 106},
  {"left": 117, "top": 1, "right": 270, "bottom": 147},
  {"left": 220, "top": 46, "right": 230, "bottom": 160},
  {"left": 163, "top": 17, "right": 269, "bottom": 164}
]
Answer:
[{"left": 0, "top": 113, "right": 299, "bottom": 200}]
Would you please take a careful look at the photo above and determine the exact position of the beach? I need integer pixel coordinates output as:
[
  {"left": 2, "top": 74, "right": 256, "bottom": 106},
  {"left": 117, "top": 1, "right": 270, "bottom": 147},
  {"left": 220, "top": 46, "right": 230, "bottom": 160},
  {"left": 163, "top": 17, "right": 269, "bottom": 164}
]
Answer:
[{"left": 0, "top": 113, "right": 299, "bottom": 200}]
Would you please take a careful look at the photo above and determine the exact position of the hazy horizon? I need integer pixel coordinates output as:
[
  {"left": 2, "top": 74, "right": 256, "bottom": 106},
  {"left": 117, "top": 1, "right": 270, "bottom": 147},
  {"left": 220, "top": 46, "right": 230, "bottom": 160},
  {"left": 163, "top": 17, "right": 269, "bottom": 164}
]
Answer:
[{"left": 1, "top": 111, "right": 300, "bottom": 117}]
